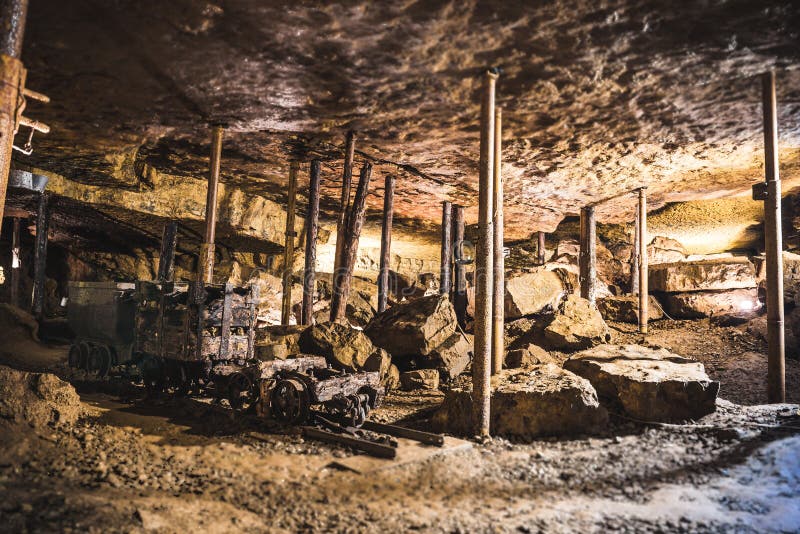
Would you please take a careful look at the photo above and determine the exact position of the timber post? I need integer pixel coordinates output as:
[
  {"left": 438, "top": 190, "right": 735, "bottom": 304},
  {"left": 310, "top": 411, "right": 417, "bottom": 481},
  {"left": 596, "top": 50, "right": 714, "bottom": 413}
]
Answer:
[
  {"left": 332, "top": 130, "right": 356, "bottom": 314},
  {"left": 377, "top": 174, "right": 395, "bottom": 314},
  {"left": 31, "top": 191, "right": 48, "bottom": 318},
  {"left": 198, "top": 125, "right": 223, "bottom": 285},
  {"left": 452, "top": 204, "right": 468, "bottom": 328},
  {"left": 637, "top": 187, "right": 648, "bottom": 334},
  {"left": 281, "top": 160, "right": 299, "bottom": 325},
  {"left": 301, "top": 160, "right": 321, "bottom": 326},
  {"left": 579, "top": 205, "right": 597, "bottom": 304},
  {"left": 157, "top": 221, "right": 178, "bottom": 282},
  {"left": 440, "top": 201, "right": 452, "bottom": 296}
]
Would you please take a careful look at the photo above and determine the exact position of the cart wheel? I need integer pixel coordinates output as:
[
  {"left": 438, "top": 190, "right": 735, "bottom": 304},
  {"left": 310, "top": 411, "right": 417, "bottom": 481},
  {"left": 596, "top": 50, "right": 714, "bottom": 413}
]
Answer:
[
  {"left": 96, "top": 345, "right": 112, "bottom": 378},
  {"left": 139, "top": 356, "right": 165, "bottom": 392},
  {"left": 270, "top": 379, "right": 310, "bottom": 425},
  {"left": 68, "top": 344, "right": 82, "bottom": 369},
  {"left": 78, "top": 342, "right": 91, "bottom": 371},
  {"left": 87, "top": 346, "right": 103, "bottom": 374},
  {"left": 227, "top": 372, "right": 254, "bottom": 411}
]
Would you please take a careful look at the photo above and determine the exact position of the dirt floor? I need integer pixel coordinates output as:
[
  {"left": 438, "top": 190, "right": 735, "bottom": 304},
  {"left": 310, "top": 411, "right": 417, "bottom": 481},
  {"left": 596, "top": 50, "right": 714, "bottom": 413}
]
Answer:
[{"left": 0, "top": 318, "right": 799, "bottom": 533}]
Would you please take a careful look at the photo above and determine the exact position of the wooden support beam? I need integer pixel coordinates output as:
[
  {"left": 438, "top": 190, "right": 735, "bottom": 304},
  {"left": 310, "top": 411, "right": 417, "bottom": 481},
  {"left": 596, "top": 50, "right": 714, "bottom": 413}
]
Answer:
[
  {"left": 491, "top": 107, "right": 504, "bottom": 375},
  {"left": 579, "top": 205, "right": 597, "bottom": 304},
  {"left": 537, "top": 231, "right": 546, "bottom": 265},
  {"left": 31, "top": 192, "right": 48, "bottom": 318},
  {"left": 281, "top": 160, "right": 299, "bottom": 325},
  {"left": 157, "top": 221, "right": 178, "bottom": 282},
  {"left": 630, "top": 209, "right": 640, "bottom": 294},
  {"left": 377, "top": 174, "right": 395, "bottom": 314},
  {"left": 452, "top": 204, "right": 468, "bottom": 328},
  {"left": 333, "top": 131, "right": 356, "bottom": 297},
  {"left": 761, "top": 70, "right": 785, "bottom": 403},
  {"left": 330, "top": 163, "right": 372, "bottom": 323},
  {"left": 301, "top": 160, "right": 321, "bottom": 326},
  {"left": 473, "top": 69, "right": 498, "bottom": 438},
  {"left": 440, "top": 201, "right": 452, "bottom": 296},
  {"left": 198, "top": 125, "right": 223, "bottom": 284},
  {"left": 637, "top": 188, "right": 648, "bottom": 334},
  {"left": 10, "top": 216, "right": 20, "bottom": 306}
]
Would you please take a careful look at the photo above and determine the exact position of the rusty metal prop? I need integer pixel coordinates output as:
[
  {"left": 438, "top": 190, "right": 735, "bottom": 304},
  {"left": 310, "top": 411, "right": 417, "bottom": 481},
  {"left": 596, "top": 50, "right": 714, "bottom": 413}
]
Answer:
[
  {"left": 491, "top": 107, "right": 504, "bottom": 375},
  {"left": 198, "top": 125, "right": 224, "bottom": 284},
  {"left": 31, "top": 191, "right": 48, "bottom": 317},
  {"left": 157, "top": 221, "right": 178, "bottom": 282},
  {"left": 537, "top": 231, "right": 546, "bottom": 265},
  {"left": 301, "top": 160, "right": 321, "bottom": 326},
  {"left": 281, "top": 160, "right": 299, "bottom": 324},
  {"left": 637, "top": 187, "right": 648, "bottom": 334},
  {"left": 579, "top": 205, "right": 597, "bottom": 304},
  {"left": 440, "top": 201, "right": 453, "bottom": 296},
  {"left": 452, "top": 204, "right": 468, "bottom": 328},
  {"left": 377, "top": 174, "right": 395, "bottom": 314}
]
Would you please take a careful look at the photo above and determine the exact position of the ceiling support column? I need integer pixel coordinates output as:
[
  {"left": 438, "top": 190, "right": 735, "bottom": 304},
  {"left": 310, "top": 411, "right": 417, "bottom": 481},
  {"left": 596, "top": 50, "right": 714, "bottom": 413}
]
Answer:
[
  {"left": 198, "top": 125, "right": 223, "bottom": 285},
  {"left": 637, "top": 188, "right": 648, "bottom": 334},
  {"left": 473, "top": 68, "right": 498, "bottom": 438},
  {"left": 157, "top": 221, "right": 178, "bottom": 282},
  {"left": 452, "top": 205, "right": 467, "bottom": 329},
  {"left": 301, "top": 160, "right": 321, "bottom": 326},
  {"left": 377, "top": 174, "right": 395, "bottom": 314},
  {"left": 31, "top": 192, "right": 48, "bottom": 318},
  {"left": 440, "top": 201, "right": 452, "bottom": 296},
  {"left": 281, "top": 160, "right": 299, "bottom": 325},
  {"left": 537, "top": 231, "right": 546, "bottom": 265},
  {"left": 491, "top": 107, "right": 504, "bottom": 375},
  {"left": 579, "top": 206, "right": 597, "bottom": 305},
  {"left": 760, "top": 70, "right": 785, "bottom": 403}
]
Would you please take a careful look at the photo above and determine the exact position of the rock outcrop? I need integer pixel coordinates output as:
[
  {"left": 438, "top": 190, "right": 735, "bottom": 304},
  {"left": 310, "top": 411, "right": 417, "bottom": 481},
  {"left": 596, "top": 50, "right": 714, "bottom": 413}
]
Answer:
[
  {"left": 541, "top": 295, "right": 611, "bottom": 351},
  {"left": 565, "top": 344, "right": 719, "bottom": 422},
  {"left": 418, "top": 333, "right": 473, "bottom": 381},
  {"left": 400, "top": 369, "right": 440, "bottom": 391},
  {"left": 647, "top": 236, "right": 686, "bottom": 265},
  {"left": 433, "top": 365, "right": 608, "bottom": 439},
  {"left": 649, "top": 258, "right": 757, "bottom": 293},
  {"left": 505, "top": 344, "right": 557, "bottom": 368},
  {"left": 0, "top": 365, "right": 82, "bottom": 429}
]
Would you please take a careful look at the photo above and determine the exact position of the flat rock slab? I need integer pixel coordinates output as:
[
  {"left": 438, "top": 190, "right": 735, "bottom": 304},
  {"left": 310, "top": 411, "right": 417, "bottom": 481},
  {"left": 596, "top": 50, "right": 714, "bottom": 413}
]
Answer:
[
  {"left": 542, "top": 294, "right": 611, "bottom": 351},
  {"left": 564, "top": 344, "right": 719, "bottom": 422},
  {"left": 649, "top": 257, "right": 757, "bottom": 293},
  {"left": 660, "top": 288, "right": 760, "bottom": 319},
  {"left": 432, "top": 364, "right": 608, "bottom": 439}
]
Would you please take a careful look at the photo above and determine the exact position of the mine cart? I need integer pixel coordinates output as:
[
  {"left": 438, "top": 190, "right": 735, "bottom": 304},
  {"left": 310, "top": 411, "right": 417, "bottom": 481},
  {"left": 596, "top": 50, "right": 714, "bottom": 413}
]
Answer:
[
  {"left": 67, "top": 281, "right": 137, "bottom": 376},
  {"left": 133, "top": 281, "right": 259, "bottom": 395}
]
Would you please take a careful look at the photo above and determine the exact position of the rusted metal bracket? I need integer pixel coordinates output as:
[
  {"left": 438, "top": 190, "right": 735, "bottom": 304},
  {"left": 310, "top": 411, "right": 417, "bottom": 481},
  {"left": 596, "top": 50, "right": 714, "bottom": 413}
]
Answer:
[{"left": 13, "top": 76, "right": 50, "bottom": 155}]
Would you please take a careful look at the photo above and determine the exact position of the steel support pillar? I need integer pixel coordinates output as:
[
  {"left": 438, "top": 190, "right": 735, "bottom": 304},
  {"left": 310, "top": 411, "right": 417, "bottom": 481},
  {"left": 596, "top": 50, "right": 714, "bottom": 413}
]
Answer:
[
  {"left": 473, "top": 69, "right": 498, "bottom": 437},
  {"left": 761, "top": 71, "right": 785, "bottom": 403},
  {"left": 440, "top": 201, "right": 452, "bottom": 296},
  {"left": 637, "top": 188, "right": 648, "bottom": 334},
  {"left": 452, "top": 204, "right": 467, "bottom": 328},
  {"left": 491, "top": 107, "right": 504, "bottom": 374}
]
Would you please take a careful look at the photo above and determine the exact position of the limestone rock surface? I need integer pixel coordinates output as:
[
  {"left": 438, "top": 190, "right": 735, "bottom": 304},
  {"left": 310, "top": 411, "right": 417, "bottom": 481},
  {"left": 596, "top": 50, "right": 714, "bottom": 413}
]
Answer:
[
  {"left": 400, "top": 369, "right": 440, "bottom": 391},
  {"left": 298, "top": 322, "right": 376, "bottom": 372},
  {"left": 660, "top": 288, "right": 761, "bottom": 319},
  {"left": 649, "top": 258, "right": 757, "bottom": 293},
  {"left": 597, "top": 295, "right": 664, "bottom": 324},
  {"left": 433, "top": 364, "right": 608, "bottom": 439},
  {"left": 542, "top": 295, "right": 611, "bottom": 351},
  {"left": 0, "top": 365, "right": 82, "bottom": 428},
  {"left": 505, "top": 344, "right": 557, "bottom": 368},
  {"left": 364, "top": 294, "right": 456, "bottom": 357},
  {"left": 504, "top": 269, "right": 566, "bottom": 319},
  {"left": 565, "top": 344, "right": 719, "bottom": 422},
  {"left": 418, "top": 333, "right": 473, "bottom": 381}
]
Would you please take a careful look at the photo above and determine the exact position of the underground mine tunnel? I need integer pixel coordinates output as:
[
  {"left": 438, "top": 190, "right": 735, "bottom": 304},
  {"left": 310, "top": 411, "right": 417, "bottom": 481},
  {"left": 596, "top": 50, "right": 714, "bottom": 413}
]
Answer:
[{"left": 0, "top": 0, "right": 799, "bottom": 531}]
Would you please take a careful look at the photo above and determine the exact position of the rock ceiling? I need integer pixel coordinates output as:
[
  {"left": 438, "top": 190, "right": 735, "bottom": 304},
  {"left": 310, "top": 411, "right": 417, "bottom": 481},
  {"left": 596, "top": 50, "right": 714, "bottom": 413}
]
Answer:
[{"left": 15, "top": 0, "right": 800, "bottom": 244}]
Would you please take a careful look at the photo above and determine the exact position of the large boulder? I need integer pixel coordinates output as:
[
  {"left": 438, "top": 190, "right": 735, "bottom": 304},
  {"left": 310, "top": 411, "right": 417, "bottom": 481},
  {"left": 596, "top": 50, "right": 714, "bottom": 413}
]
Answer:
[
  {"left": 418, "top": 333, "right": 473, "bottom": 381},
  {"left": 364, "top": 294, "right": 456, "bottom": 357},
  {"left": 433, "top": 365, "right": 608, "bottom": 439},
  {"left": 504, "top": 269, "right": 566, "bottom": 319},
  {"left": 597, "top": 295, "right": 664, "bottom": 324},
  {"left": 564, "top": 344, "right": 719, "bottom": 422},
  {"left": 400, "top": 369, "right": 440, "bottom": 391},
  {"left": 505, "top": 343, "right": 557, "bottom": 368},
  {"left": 0, "top": 365, "right": 82, "bottom": 428},
  {"left": 647, "top": 236, "right": 686, "bottom": 265},
  {"left": 542, "top": 295, "right": 611, "bottom": 351},
  {"left": 298, "top": 322, "right": 376, "bottom": 372},
  {"left": 254, "top": 324, "right": 307, "bottom": 360},
  {"left": 660, "top": 288, "right": 761, "bottom": 319},
  {"left": 649, "top": 257, "right": 757, "bottom": 293}
]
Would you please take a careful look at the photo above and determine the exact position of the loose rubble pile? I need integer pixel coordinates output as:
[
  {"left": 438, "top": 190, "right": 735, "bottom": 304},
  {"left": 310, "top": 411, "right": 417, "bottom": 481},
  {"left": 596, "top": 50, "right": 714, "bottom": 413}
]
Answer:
[{"left": 0, "top": 365, "right": 82, "bottom": 429}]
